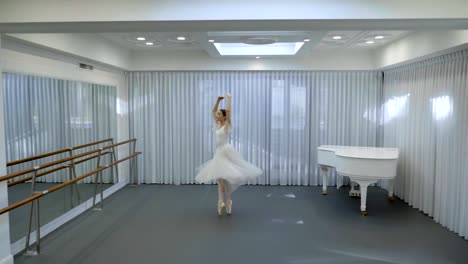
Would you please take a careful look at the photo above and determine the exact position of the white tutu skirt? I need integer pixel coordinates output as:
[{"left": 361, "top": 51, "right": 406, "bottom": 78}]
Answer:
[{"left": 195, "top": 144, "right": 262, "bottom": 187}]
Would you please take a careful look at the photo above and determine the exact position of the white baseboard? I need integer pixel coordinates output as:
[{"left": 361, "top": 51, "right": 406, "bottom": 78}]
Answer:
[
  {"left": 0, "top": 254, "right": 13, "bottom": 264},
  {"left": 10, "top": 181, "right": 127, "bottom": 256}
]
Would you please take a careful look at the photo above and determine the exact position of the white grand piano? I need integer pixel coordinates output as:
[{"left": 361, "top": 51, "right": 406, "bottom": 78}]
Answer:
[{"left": 317, "top": 145, "right": 399, "bottom": 215}]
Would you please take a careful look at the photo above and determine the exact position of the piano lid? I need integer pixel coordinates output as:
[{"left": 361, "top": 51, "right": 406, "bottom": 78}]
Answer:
[{"left": 318, "top": 145, "right": 399, "bottom": 160}]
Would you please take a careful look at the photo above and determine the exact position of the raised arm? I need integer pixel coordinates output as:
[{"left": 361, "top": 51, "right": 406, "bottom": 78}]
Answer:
[
  {"left": 212, "top": 96, "right": 224, "bottom": 120},
  {"left": 226, "top": 94, "right": 232, "bottom": 126}
]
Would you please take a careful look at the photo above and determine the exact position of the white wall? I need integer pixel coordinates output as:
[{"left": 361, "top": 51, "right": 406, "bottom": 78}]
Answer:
[
  {"left": 131, "top": 49, "right": 375, "bottom": 71},
  {"left": 7, "top": 34, "right": 131, "bottom": 70},
  {"left": 0, "top": 36, "right": 14, "bottom": 264},
  {"left": 375, "top": 30, "right": 468, "bottom": 69},
  {"left": 0, "top": 0, "right": 467, "bottom": 22},
  {"left": 0, "top": 41, "right": 130, "bottom": 183}
]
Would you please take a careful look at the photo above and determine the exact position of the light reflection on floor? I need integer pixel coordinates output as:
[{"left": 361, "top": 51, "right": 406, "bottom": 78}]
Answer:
[{"left": 271, "top": 218, "right": 305, "bottom": 225}]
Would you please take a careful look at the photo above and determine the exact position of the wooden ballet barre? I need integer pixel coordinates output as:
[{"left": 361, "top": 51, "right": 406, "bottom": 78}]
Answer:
[
  {"left": 6, "top": 138, "right": 113, "bottom": 167},
  {"left": 70, "top": 138, "right": 113, "bottom": 151},
  {"left": 0, "top": 151, "right": 142, "bottom": 215},
  {"left": 8, "top": 165, "right": 68, "bottom": 187},
  {"left": 7, "top": 149, "right": 70, "bottom": 167},
  {"left": 0, "top": 148, "right": 104, "bottom": 182},
  {"left": 73, "top": 151, "right": 113, "bottom": 165},
  {"left": 1, "top": 139, "right": 133, "bottom": 183},
  {"left": 7, "top": 152, "right": 113, "bottom": 187},
  {"left": 1, "top": 138, "right": 137, "bottom": 255},
  {"left": 0, "top": 167, "right": 36, "bottom": 183},
  {"left": 101, "top": 138, "right": 136, "bottom": 149}
]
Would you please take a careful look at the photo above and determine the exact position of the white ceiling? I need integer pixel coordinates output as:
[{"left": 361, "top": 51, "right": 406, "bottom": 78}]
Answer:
[
  {"left": 100, "top": 32, "right": 203, "bottom": 50},
  {"left": 315, "top": 31, "right": 411, "bottom": 49},
  {"left": 1, "top": 0, "right": 468, "bottom": 33},
  {"left": 100, "top": 30, "right": 411, "bottom": 57}
]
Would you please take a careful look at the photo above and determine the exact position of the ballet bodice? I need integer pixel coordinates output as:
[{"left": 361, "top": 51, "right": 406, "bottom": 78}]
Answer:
[{"left": 216, "top": 125, "right": 230, "bottom": 147}]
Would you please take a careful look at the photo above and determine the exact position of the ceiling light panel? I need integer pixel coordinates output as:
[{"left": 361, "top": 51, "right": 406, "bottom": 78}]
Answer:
[{"left": 214, "top": 42, "right": 304, "bottom": 56}]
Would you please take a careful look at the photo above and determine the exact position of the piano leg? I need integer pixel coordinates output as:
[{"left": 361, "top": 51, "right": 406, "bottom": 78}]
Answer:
[
  {"left": 359, "top": 182, "right": 370, "bottom": 216},
  {"left": 320, "top": 166, "right": 328, "bottom": 195},
  {"left": 388, "top": 179, "right": 395, "bottom": 202}
]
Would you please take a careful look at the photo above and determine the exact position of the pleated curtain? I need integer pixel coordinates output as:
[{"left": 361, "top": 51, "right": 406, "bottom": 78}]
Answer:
[
  {"left": 383, "top": 49, "right": 468, "bottom": 239},
  {"left": 3, "top": 72, "right": 117, "bottom": 183},
  {"left": 128, "top": 71, "right": 383, "bottom": 186}
]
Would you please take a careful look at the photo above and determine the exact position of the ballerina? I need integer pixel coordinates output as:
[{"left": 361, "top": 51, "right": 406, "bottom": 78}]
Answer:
[{"left": 195, "top": 94, "right": 262, "bottom": 216}]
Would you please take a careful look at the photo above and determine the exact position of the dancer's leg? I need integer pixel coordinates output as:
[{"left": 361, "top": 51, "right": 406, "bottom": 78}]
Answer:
[
  {"left": 217, "top": 178, "right": 225, "bottom": 202},
  {"left": 223, "top": 179, "right": 233, "bottom": 215},
  {"left": 217, "top": 178, "right": 225, "bottom": 215}
]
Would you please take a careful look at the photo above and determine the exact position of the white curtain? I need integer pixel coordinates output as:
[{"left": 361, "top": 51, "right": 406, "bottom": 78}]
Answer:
[
  {"left": 128, "top": 71, "right": 383, "bottom": 185},
  {"left": 383, "top": 49, "right": 468, "bottom": 239},
  {"left": 3, "top": 72, "right": 117, "bottom": 183}
]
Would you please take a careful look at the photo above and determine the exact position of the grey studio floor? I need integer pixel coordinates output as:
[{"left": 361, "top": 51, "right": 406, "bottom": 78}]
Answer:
[{"left": 13, "top": 185, "right": 468, "bottom": 264}]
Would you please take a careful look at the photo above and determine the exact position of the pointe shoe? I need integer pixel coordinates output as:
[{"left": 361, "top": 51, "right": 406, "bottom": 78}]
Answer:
[
  {"left": 217, "top": 200, "right": 225, "bottom": 216},
  {"left": 226, "top": 200, "right": 232, "bottom": 215}
]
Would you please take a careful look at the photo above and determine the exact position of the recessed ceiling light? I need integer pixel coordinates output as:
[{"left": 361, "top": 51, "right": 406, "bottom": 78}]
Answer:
[
  {"left": 208, "top": 39, "right": 215, "bottom": 43},
  {"left": 374, "top": 36, "right": 384, "bottom": 39},
  {"left": 304, "top": 38, "right": 310, "bottom": 42},
  {"left": 177, "top": 36, "right": 186, "bottom": 41},
  {"left": 366, "top": 41, "right": 375, "bottom": 44},
  {"left": 145, "top": 42, "right": 154, "bottom": 46},
  {"left": 137, "top": 37, "right": 146, "bottom": 41},
  {"left": 256, "top": 56, "right": 260, "bottom": 59},
  {"left": 332, "top": 36, "right": 342, "bottom": 40}
]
